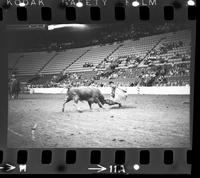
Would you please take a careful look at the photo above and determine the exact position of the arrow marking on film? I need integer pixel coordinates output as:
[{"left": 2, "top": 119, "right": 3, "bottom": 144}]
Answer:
[
  {"left": 88, "top": 164, "right": 107, "bottom": 173},
  {"left": 6, "top": 164, "right": 16, "bottom": 172},
  {"left": 0, "top": 164, "right": 16, "bottom": 172}
]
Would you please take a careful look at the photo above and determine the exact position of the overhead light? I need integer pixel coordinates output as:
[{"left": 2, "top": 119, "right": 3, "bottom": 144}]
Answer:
[
  {"left": 76, "top": 1, "right": 83, "bottom": 8},
  {"left": 132, "top": 0, "right": 140, "bottom": 7},
  {"left": 187, "top": 0, "right": 195, "bottom": 6},
  {"left": 48, "top": 24, "right": 87, "bottom": 30},
  {"left": 19, "top": 2, "right": 26, "bottom": 7}
]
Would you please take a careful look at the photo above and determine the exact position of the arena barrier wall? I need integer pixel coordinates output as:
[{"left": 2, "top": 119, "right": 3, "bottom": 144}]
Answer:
[{"left": 30, "top": 86, "right": 190, "bottom": 95}]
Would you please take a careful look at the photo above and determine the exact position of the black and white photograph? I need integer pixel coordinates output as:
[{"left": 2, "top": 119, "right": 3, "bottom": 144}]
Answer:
[{"left": 7, "top": 22, "right": 191, "bottom": 148}]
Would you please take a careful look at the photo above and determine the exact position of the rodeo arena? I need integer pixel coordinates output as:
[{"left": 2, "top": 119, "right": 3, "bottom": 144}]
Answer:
[{"left": 8, "top": 22, "right": 191, "bottom": 148}]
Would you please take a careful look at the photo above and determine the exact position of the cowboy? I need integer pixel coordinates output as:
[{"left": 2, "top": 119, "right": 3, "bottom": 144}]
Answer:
[{"left": 109, "top": 81, "right": 117, "bottom": 99}]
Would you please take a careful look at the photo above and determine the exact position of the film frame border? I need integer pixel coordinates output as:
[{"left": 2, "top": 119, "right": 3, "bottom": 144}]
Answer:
[
  {"left": 0, "top": 2, "right": 197, "bottom": 22},
  {"left": 0, "top": 0, "right": 198, "bottom": 174},
  {"left": 0, "top": 148, "right": 192, "bottom": 174}
]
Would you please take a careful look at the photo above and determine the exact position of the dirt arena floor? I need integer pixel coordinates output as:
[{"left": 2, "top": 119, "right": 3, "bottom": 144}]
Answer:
[{"left": 7, "top": 94, "right": 190, "bottom": 148}]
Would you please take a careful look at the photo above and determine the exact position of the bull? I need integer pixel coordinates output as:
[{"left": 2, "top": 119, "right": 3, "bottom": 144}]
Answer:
[{"left": 62, "top": 86, "right": 121, "bottom": 112}]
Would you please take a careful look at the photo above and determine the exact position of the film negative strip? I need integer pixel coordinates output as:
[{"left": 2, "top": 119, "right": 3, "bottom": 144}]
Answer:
[{"left": 0, "top": 0, "right": 198, "bottom": 174}]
